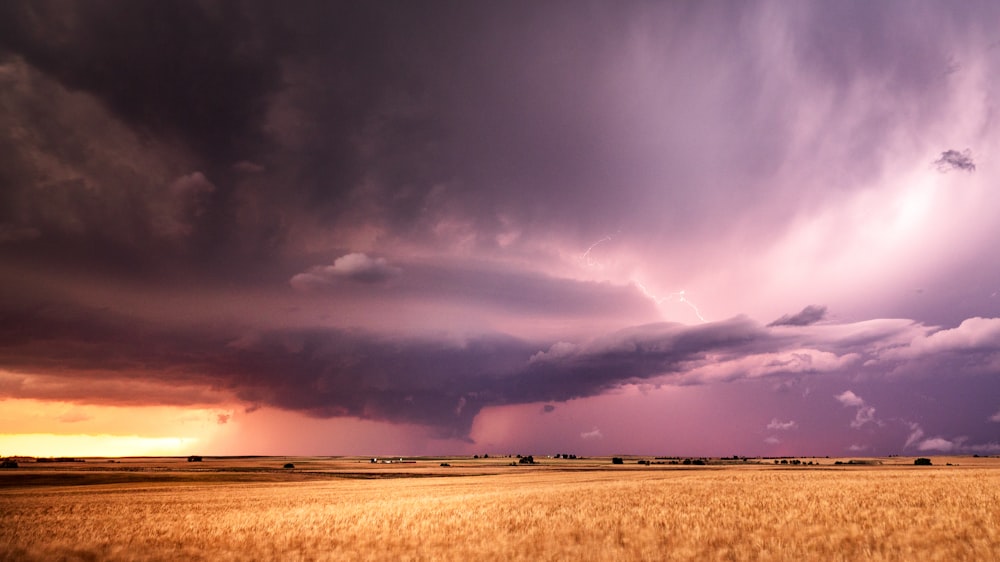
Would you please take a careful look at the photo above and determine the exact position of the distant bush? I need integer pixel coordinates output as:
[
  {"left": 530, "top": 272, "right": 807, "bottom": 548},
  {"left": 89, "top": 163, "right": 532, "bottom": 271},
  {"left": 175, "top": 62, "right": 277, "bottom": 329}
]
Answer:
[
  {"left": 914, "top": 457, "right": 932, "bottom": 466},
  {"left": 187, "top": 456, "right": 203, "bottom": 462},
  {"left": 611, "top": 457, "right": 624, "bottom": 465},
  {"left": 1, "top": 459, "right": 18, "bottom": 468},
  {"left": 283, "top": 463, "right": 295, "bottom": 469},
  {"left": 440, "top": 463, "right": 450, "bottom": 467},
  {"left": 691, "top": 459, "right": 705, "bottom": 466},
  {"left": 518, "top": 455, "right": 535, "bottom": 464}
]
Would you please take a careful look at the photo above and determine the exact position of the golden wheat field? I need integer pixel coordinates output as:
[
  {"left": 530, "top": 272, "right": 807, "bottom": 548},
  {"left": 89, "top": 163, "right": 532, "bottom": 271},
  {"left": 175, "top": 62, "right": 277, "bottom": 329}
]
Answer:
[{"left": 1, "top": 456, "right": 999, "bottom": 561}]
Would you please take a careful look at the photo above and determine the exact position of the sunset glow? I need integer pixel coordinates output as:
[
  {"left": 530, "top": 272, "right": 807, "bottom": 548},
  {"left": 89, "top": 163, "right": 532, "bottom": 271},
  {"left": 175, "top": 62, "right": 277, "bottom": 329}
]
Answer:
[{"left": 0, "top": 434, "right": 198, "bottom": 459}]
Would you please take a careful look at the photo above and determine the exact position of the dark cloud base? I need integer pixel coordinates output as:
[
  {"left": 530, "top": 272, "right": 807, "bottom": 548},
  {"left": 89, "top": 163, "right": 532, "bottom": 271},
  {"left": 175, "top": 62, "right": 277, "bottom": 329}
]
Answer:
[
  {"left": 0, "top": 296, "right": 760, "bottom": 437},
  {"left": 3, "top": 294, "right": 997, "bottom": 445}
]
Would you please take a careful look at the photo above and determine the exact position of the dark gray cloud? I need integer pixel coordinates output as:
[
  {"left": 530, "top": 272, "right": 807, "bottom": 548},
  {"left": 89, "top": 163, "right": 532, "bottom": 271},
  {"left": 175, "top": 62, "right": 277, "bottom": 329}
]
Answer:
[
  {"left": 934, "top": 149, "right": 976, "bottom": 173},
  {"left": 0, "top": 294, "right": 758, "bottom": 437},
  {"left": 2, "top": 0, "right": 996, "bottom": 276},
  {"left": 768, "top": 305, "right": 828, "bottom": 327},
  {"left": 0, "top": 1, "right": 287, "bottom": 163}
]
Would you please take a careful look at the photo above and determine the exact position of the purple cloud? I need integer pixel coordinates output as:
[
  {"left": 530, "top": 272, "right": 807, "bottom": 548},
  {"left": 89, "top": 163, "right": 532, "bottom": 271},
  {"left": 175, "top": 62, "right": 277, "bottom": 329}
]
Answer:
[
  {"left": 934, "top": 149, "right": 976, "bottom": 173},
  {"left": 768, "top": 305, "right": 827, "bottom": 327}
]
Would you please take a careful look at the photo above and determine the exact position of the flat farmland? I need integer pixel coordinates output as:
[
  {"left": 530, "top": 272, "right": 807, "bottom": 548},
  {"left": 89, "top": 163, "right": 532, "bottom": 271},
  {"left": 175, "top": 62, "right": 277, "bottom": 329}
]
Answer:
[{"left": 1, "top": 457, "right": 998, "bottom": 561}]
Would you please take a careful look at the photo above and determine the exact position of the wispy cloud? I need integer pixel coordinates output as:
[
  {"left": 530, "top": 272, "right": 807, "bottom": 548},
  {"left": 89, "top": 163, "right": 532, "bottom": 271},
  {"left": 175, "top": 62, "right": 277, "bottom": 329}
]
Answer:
[
  {"left": 934, "top": 149, "right": 976, "bottom": 173},
  {"left": 904, "top": 422, "right": 925, "bottom": 449},
  {"left": 766, "top": 418, "right": 798, "bottom": 431},
  {"left": 768, "top": 305, "right": 827, "bottom": 327},
  {"left": 835, "top": 391, "right": 878, "bottom": 429}
]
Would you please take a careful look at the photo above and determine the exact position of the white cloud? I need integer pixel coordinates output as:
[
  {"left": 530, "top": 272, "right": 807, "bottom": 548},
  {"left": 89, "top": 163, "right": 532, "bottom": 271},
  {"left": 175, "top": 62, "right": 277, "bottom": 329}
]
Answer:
[
  {"left": 763, "top": 436, "right": 781, "bottom": 445},
  {"left": 580, "top": 427, "right": 603, "bottom": 440},
  {"left": 990, "top": 410, "right": 1000, "bottom": 423},
  {"left": 836, "top": 390, "right": 878, "bottom": 429},
  {"left": 835, "top": 390, "right": 865, "bottom": 407},
  {"left": 848, "top": 444, "right": 868, "bottom": 452},
  {"left": 917, "top": 437, "right": 955, "bottom": 452},
  {"left": 290, "top": 252, "right": 401, "bottom": 291},
  {"left": 886, "top": 317, "right": 1000, "bottom": 360},
  {"left": 766, "top": 418, "right": 797, "bottom": 431},
  {"left": 681, "top": 349, "right": 860, "bottom": 383}
]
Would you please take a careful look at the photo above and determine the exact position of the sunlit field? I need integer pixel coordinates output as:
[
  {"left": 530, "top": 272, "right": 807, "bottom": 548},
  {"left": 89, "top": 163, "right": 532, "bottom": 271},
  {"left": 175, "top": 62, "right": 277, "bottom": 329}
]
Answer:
[{"left": 2, "top": 456, "right": 998, "bottom": 561}]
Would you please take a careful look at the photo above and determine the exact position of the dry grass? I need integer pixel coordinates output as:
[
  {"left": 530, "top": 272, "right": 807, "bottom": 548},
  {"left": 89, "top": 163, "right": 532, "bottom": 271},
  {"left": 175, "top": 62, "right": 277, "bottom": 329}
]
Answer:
[{"left": 1, "top": 458, "right": 998, "bottom": 561}]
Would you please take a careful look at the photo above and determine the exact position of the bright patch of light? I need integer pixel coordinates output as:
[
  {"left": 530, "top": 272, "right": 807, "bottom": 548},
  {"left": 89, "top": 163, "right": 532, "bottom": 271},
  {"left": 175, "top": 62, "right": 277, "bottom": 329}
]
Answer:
[{"left": 0, "top": 433, "right": 199, "bottom": 458}]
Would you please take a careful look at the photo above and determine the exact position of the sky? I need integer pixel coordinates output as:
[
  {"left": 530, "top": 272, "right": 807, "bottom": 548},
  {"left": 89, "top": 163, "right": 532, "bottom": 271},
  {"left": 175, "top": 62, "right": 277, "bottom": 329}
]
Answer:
[{"left": 1, "top": 1, "right": 998, "bottom": 458}]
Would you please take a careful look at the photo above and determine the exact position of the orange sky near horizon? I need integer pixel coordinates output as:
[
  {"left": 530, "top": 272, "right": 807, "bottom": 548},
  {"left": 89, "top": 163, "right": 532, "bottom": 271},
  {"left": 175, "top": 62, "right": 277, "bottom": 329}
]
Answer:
[{"left": 0, "top": 399, "right": 235, "bottom": 458}]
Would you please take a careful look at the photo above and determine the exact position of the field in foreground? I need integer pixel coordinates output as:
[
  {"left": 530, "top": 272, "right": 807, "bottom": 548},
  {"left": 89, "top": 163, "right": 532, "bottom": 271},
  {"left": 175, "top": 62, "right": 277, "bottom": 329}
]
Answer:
[{"left": 1, "top": 457, "right": 999, "bottom": 561}]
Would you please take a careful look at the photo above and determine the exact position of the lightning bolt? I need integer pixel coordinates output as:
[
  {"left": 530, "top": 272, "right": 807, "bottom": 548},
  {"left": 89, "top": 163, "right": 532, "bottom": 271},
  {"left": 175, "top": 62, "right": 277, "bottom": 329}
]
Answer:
[
  {"left": 581, "top": 234, "right": 615, "bottom": 268},
  {"left": 579, "top": 233, "right": 708, "bottom": 323},
  {"left": 634, "top": 282, "right": 707, "bottom": 323}
]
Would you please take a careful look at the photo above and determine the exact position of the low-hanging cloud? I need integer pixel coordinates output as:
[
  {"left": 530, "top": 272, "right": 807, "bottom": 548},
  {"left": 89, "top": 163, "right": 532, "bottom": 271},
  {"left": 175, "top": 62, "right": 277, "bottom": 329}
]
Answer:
[
  {"left": 917, "top": 437, "right": 956, "bottom": 452},
  {"left": 3, "top": 289, "right": 996, "bottom": 440}
]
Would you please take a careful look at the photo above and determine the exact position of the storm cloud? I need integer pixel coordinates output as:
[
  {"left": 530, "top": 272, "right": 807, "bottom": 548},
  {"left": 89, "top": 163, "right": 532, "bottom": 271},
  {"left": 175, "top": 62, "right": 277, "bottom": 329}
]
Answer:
[{"left": 1, "top": 1, "right": 999, "bottom": 455}]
